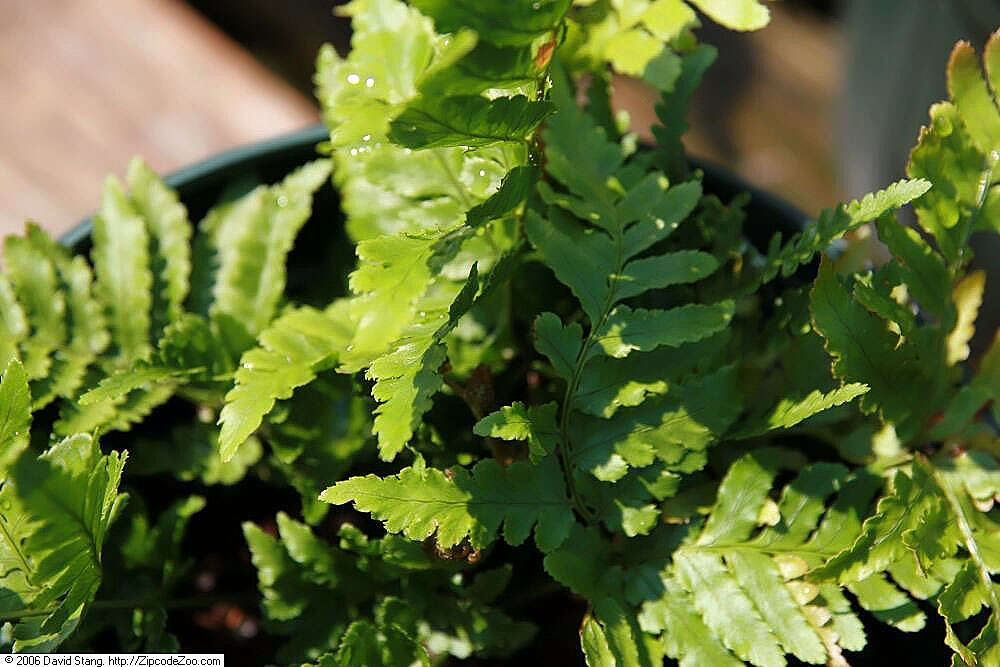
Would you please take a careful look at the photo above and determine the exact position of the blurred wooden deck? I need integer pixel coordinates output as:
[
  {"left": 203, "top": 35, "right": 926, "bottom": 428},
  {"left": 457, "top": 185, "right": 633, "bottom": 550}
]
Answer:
[
  {"left": 0, "top": 1, "right": 840, "bottom": 236},
  {"left": 621, "top": 5, "right": 842, "bottom": 213},
  {"left": 0, "top": 0, "right": 318, "bottom": 236}
]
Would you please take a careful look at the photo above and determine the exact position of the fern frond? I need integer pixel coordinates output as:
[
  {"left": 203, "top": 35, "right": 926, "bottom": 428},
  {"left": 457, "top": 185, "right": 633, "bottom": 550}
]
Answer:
[
  {"left": 24, "top": 225, "right": 108, "bottom": 407},
  {"left": 0, "top": 358, "right": 30, "bottom": 476},
  {"left": 908, "top": 35, "right": 1000, "bottom": 265},
  {"left": 203, "top": 159, "right": 331, "bottom": 348},
  {"left": 633, "top": 450, "right": 885, "bottom": 666},
  {"left": 523, "top": 71, "right": 748, "bottom": 495},
  {"left": 570, "top": 366, "right": 741, "bottom": 482},
  {"left": 218, "top": 302, "right": 353, "bottom": 461},
  {"left": 322, "top": 456, "right": 575, "bottom": 552},
  {"left": 0, "top": 276, "right": 28, "bottom": 369},
  {"left": 80, "top": 313, "right": 229, "bottom": 405},
  {"left": 389, "top": 95, "right": 553, "bottom": 150},
  {"left": 126, "top": 158, "right": 192, "bottom": 336},
  {"left": 412, "top": 0, "right": 568, "bottom": 46},
  {"left": 54, "top": 383, "right": 174, "bottom": 437},
  {"left": 473, "top": 401, "right": 559, "bottom": 463},
  {"left": 731, "top": 383, "right": 869, "bottom": 439},
  {"left": 366, "top": 265, "right": 482, "bottom": 461},
  {"left": 809, "top": 455, "right": 1000, "bottom": 664},
  {"left": 245, "top": 512, "right": 530, "bottom": 663},
  {"left": 92, "top": 176, "right": 154, "bottom": 366},
  {"left": 243, "top": 514, "right": 352, "bottom": 662},
  {"left": 543, "top": 524, "right": 654, "bottom": 665},
  {"left": 4, "top": 230, "right": 67, "bottom": 380},
  {"left": 762, "top": 178, "right": 930, "bottom": 283},
  {"left": 1, "top": 434, "right": 126, "bottom": 651},
  {"left": 638, "top": 574, "right": 742, "bottom": 667},
  {"left": 874, "top": 216, "right": 954, "bottom": 328},
  {"left": 810, "top": 259, "right": 932, "bottom": 439},
  {"left": 334, "top": 619, "right": 429, "bottom": 667}
]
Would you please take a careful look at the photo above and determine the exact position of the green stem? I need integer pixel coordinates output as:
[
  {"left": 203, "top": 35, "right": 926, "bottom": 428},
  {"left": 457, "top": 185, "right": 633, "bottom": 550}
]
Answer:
[{"left": 556, "top": 206, "right": 627, "bottom": 524}]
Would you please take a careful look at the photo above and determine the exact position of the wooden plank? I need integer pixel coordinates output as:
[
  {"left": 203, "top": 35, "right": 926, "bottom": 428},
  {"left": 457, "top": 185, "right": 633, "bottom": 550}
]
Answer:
[
  {"left": 614, "top": 5, "right": 841, "bottom": 212},
  {"left": 0, "top": 0, "right": 319, "bottom": 236}
]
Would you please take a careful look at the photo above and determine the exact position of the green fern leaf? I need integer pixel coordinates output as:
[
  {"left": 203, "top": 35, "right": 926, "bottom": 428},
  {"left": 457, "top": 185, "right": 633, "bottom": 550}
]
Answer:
[
  {"left": 908, "top": 102, "right": 985, "bottom": 264},
  {"left": 204, "top": 159, "right": 331, "bottom": 349},
  {"left": 2, "top": 434, "right": 126, "bottom": 651},
  {"left": 907, "top": 36, "right": 1000, "bottom": 264},
  {"left": 4, "top": 232, "right": 67, "bottom": 380},
  {"left": 946, "top": 270, "right": 985, "bottom": 366},
  {"left": 338, "top": 235, "right": 437, "bottom": 372},
  {"left": 533, "top": 312, "right": 583, "bottom": 382},
  {"left": 218, "top": 302, "right": 353, "bottom": 462},
  {"left": 731, "top": 383, "right": 869, "bottom": 439},
  {"left": 813, "top": 463, "right": 957, "bottom": 584},
  {"left": 810, "top": 259, "right": 929, "bottom": 438},
  {"left": 92, "top": 176, "right": 154, "bottom": 366},
  {"left": 948, "top": 39, "right": 1000, "bottom": 155},
  {"left": 847, "top": 574, "right": 926, "bottom": 632},
  {"left": 570, "top": 366, "right": 740, "bottom": 482},
  {"left": 465, "top": 166, "right": 538, "bottom": 228},
  {"left": 763, "top": 179, "right": 930, "bottom": 283},
  {"left": 581, "top": 613, "right": 617, "bottom": 667},
  {"left": 23, "top": 225, "right": 108, "bottom": 407},
  {"left": 938, "top": 560, "right": 990, "bottom": 623},
  {"left": 591, "top": 303, "right": 734, "bottom": 359},
  {"left": 246, "top": 512, "right": 528, "bottom": 663},
  {"left": 243, "top": 515, "right": 352, "bottom": 662},
  {"left": 389, "top": 95, "right": 553, "bottom": 149},
  {"left": 647, "top": 44, "right": 717, "bottom": 179},
  {"left": 0, "top": 275, "right": 28, "bottom": 368},
  {"left": 0, "top": 358, "right": 30, "bottom": 476},
  {"left": 334, "top": 619, "right": 429, "bottom": 667},
  {"left": 687, "top": 0, "right": 769, "bottom": 31},
  {"left": 575, "top": 332, "right": 729, "bottom": 418},
  {"left": 125, "top": 159, "right": 192, "bottom": 335},
  {"left": 874, "top": 217, "right": 954, "bottom": 328},
  {"left": 316, "top": 0, "right": 532, "bottom": 396},
  {"left": 412, "top": 0, "right": 569, "bottom": 46},
  {"left": 638, "top": 450, "right": 886, "bottom": 666},
  {"left": 638, "top": 575, "right": 742, "bottom": 667},
  {"left": 473, "top": 402, "right": 559, "bottom": 462},
  {"left": 54, "top": 383, "right": 174, "bottom": 437},
  {"left": 670, "top": 452, "right": 830, "bottom": 665},
  {"left": 322, "top": 456, "right": 575, "bottom": 552},
  {"left": 80, "top": 313, "right": 229, "bottom": 406},
  {"left": 367, "top": 265, "right": 480, "bottom": 461}
]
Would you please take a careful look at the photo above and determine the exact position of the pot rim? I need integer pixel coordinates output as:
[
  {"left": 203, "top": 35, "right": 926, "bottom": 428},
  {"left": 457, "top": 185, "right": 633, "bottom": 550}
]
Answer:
[
  {"left": 61, "top": 124, "right": 330, "bottom": 249},
  {"left": 61, "top": 123, "right": 807, "bottom": 249}
]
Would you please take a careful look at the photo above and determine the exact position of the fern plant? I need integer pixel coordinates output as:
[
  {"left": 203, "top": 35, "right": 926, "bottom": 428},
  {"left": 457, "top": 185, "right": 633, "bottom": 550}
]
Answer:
[{"left": 2, "top": 1, "right": 1000, "bottom": 665}]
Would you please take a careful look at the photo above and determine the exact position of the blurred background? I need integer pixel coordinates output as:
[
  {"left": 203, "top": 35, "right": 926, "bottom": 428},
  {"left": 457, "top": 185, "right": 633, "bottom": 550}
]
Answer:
[{"left": 2, "top": 0, "right": 999, "bottom": 237}]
